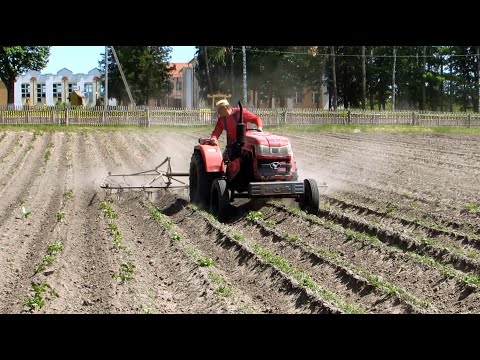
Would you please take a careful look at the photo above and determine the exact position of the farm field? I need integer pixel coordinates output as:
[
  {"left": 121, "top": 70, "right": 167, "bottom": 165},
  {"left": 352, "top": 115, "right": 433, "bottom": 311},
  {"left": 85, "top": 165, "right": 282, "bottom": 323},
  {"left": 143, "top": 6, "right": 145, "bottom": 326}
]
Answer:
[{"left": 0, "top": 126, "right": 479, "bottom": 314}]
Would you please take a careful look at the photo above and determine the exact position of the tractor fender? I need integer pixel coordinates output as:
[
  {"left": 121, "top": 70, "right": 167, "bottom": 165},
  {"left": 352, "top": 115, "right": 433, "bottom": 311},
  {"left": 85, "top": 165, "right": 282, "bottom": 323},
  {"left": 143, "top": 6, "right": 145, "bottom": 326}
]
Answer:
[{"left": 194, "top": 144, "right": 225, "bottom": 173}]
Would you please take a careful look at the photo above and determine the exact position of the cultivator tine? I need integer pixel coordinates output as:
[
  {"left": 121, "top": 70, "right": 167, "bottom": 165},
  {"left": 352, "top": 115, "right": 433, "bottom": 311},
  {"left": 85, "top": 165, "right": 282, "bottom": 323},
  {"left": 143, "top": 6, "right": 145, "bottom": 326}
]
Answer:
[{"left": 100, "top": 157, "right": 189, "bottom": 196}]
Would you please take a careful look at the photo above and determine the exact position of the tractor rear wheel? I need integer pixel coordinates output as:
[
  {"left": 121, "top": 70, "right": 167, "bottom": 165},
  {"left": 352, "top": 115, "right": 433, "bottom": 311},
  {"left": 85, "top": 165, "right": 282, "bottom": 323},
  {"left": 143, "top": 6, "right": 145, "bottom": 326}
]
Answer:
[
  {"left": 299, "top": 178, "right": 319, "bottom": 215},
  {"left": 210, "top": 178, "right": 230, "bottom": 222},
  {"left": 189, "top": 151, "right": 215, "bottom": 209}
]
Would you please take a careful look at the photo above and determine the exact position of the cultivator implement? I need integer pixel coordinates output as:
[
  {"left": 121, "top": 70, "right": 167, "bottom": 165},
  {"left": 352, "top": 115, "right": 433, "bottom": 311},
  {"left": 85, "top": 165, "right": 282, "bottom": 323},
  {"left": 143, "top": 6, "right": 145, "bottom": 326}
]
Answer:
[{"left": 100, "top": 157, "right": 189, "bottom": 197}]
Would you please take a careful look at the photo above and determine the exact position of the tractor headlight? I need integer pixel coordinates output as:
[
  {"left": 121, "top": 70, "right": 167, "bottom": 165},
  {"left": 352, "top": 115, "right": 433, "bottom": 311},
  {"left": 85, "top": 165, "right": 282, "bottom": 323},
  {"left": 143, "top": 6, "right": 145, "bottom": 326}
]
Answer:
[
  {"left": 256, "top": 144, "right": 292, "bottom": 155},
  {"left": 256, "top": 145, "right": 270, "bottom": 155}
]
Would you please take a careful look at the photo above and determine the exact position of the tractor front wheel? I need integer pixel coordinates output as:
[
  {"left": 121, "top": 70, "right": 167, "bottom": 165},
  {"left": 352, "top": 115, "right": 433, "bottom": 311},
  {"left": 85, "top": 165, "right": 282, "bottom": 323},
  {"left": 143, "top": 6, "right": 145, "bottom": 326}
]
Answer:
[
  {"left": 299, "top": 178, "right": 319, "bottom": 215},
  {"left": 189, "top": 151, "right": 215, "bottom": 210},
  {"left": 210, "top": 178, "right": 231, "bottom": 222}
]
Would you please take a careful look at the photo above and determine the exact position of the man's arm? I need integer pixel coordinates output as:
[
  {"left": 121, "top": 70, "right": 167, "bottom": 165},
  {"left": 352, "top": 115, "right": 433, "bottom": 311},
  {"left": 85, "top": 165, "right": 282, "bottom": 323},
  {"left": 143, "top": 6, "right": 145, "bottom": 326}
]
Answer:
[
  {"left": 243, "top": 110, "right": 263, "bottom": 130},
  {"left": 211, "top": 117, "right": 224, "bottom": 142}
]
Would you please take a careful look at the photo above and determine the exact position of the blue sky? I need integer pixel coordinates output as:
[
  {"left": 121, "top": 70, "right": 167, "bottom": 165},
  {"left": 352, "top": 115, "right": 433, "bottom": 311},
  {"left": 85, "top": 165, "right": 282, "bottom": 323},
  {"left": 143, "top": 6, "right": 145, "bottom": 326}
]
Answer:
[{"left": 42, "top": 46, "right": 197, "bottom": 74}]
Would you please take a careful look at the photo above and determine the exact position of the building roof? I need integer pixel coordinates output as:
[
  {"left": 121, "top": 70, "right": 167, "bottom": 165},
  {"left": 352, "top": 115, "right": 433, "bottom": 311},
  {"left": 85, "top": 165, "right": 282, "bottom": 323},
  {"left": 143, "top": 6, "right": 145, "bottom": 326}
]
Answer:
[
  {"left": 72, "top": 90, "right": 85, "bottom": 98},
  {"left": 57, "top": 68, "right": 73, "bottom": 76},
  {"left": 17, "top": 68, "right": 101, "bottom": 83},
  {"left": 168, "top": 63, "right": 190, "bottom": 77}
]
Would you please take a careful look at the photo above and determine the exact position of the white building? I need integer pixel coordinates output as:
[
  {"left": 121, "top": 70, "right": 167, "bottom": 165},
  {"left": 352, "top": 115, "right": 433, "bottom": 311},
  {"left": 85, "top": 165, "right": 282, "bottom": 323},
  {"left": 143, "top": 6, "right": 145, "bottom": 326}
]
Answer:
[
  {"left": 14, "top": 68, "right": 103, "bottom": 107},
  {"left": 180, "top": 57, "right": 206, "bottom": 109}
]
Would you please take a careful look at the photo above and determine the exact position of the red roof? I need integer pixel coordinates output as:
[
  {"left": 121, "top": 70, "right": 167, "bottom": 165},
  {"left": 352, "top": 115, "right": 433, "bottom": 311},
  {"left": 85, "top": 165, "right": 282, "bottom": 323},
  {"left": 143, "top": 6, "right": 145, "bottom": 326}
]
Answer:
[{"left": 168, "top": 63, "right": 190, "bottom": 77}]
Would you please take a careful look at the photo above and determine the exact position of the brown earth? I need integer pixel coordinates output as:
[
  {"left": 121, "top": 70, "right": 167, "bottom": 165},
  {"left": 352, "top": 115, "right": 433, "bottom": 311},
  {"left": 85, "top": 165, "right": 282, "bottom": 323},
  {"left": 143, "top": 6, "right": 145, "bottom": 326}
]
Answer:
[{"left": 0, "top": 127, "right": 478, "bottom": 314}]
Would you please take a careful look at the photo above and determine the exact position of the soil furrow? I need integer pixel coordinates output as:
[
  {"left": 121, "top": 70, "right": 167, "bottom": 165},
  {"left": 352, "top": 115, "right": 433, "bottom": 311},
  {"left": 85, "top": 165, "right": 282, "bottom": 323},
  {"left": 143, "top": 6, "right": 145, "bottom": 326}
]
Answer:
[
  {"left": 258, "top": 202, "right": 480, "bottom": 313},
  {"left": 0, "top": 131, "right": 20, "bottom": 165},
  {"left": 43, "top": 130, "right": 137, "bottom": 312},
  {"left": 0, "top": 132, "right": 70, "bottom": 313},
  {"left": 0, "top": 132, "right": 52, "bottom": 227},
  {"left": 109, "top": 192, "right": 239, "bottom": 313},
  {"left": 0, "top": 132, "right": 34, "bottom": 191},
  {"left": 323, "top": 196, "right": 480, "bottom": 257},
  {"left": 160, "top": 198, "right": 343, "bottom": 313},
  {"left": 230, "top": 217, "right": 423, "bottom": 313},
  {"left": 1, "top": 129, "right": 478, "bottom": 314},
  {"left": 314, "top": 206, "right": 480, "bottom": 274}
]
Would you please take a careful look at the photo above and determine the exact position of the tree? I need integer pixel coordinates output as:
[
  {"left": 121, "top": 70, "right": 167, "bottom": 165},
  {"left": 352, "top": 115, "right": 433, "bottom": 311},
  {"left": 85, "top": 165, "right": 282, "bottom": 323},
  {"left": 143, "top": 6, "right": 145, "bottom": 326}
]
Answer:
[
  {"left": 392, "top": 47, "right": 397, "bottom": 111},
  {"left": 476, "top": 47, "right": 480, "bottom": 112},
  {"left": 330, "top": 46, "right": 363, "bottom": 109},
  {"left": 202, "top": 46, "right": 213, "bottom": 95},
  {"left": 302, "top": 46, "right": 328, "bottom": 109},
  {"left": 421, "top": 46, "right": 426, "bottom": 111},
  {"left": 250, "top": 46, "right": 307, "bottom": 107},
  {"left": 99, "top": 46, "right": 173, "bottom": 106},
  {"left": 392, "top": 46, "right": 424, "bottom": 110},
  {"left": 195, "top": 46, "right": 315, "bottom": 107},
  {"left": 195, "top": 46, "right": 232, "bottom": 101},
  {"left": 367, "top": 47, "right": 375, "bottom": 110},
  {"left": 0, "top": 46, "right": 50, "bottom": 105},
  {"left": 449, "top": 46, "right": 478, "bottom": 112},
  {"left": 361, "top": 46, "right": 366, "bottom": 110},
  {"left": 331, "top": 46, "right": 338, "bottom": 110}
]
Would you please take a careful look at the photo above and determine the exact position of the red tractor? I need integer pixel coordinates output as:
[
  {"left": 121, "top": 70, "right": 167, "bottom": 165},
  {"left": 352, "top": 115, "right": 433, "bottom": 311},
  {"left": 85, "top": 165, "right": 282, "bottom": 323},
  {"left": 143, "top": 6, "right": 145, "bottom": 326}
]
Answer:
[{"left": 189, "top": 102, "right": 323, "bottom": 221}]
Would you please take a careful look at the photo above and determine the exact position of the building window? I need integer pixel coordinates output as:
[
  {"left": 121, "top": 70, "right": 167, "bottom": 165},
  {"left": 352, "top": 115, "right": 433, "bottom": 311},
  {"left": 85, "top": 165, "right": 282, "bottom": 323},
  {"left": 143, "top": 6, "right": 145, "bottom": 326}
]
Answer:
[
  {"left": 176, "top": 81, "right": 182, "bottom": 91},
  {"left": 312, "top": 91, "right": 319, "bottom": 104},
  {"left": 37, "top": 84, "right": 46, "bottom": 102},
  {"left": 295, "top": 91, "right": 302, "bottom": 104},
  {"left": 21, "top": 84, "right": 30, "bottom": 98},
  {"left": 68, "top": 83, "right": 77, "bottom": 94},
  {"left": 53, "top": 83, "right": 62, "bottom": 100},
  {"left": 84, "top": 83, "right": 93, "bottom": 102}
]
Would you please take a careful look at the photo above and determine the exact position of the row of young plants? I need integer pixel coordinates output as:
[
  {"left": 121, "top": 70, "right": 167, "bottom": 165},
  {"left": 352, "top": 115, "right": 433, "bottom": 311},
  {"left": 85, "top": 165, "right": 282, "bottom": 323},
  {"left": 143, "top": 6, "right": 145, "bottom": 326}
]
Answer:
[
  {"left": 22, "top": 189, "right": 73, "bottom": 312},
  {"left": 184, "top": 204, "right": 354, "bottom": 314},
  {"left": 99, "top": 198, "right": 135, "bottom": 283},
  {"left": 143, "top": 200, "right": 249, "bottom": 312},
  {"left": 244, "top": 209, "right": 434, "bottom": 313},
  {"left": 314, "top": 203, "right": 480, "bottom": 283},
  {"left": 267, "top": 201, "right": 480, "bottom": 289},
  {"left": 322, "top": 194, "right": 480, "bottom": 261}
]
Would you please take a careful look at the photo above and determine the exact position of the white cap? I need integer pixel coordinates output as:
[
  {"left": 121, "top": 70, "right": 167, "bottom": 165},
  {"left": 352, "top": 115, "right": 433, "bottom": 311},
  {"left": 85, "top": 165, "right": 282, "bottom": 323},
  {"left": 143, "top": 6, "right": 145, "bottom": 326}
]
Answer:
[{"left": 215, "top": 99, "right": 230, "bottom": 108}]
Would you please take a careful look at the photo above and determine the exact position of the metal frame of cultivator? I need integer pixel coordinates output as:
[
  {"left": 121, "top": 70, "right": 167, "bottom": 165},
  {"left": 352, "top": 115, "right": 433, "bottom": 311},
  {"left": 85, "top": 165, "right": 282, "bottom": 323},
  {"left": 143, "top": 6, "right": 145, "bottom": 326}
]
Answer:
[{"left": 100, "top": 157, "right": 189, "bottom": 198}]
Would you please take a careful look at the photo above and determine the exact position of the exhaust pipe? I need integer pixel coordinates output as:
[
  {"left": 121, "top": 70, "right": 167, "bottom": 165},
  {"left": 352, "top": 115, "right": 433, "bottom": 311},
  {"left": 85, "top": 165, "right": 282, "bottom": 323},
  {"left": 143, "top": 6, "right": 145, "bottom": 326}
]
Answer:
[{"left": 237, "top": 101, "right": 246, "bottom": 146}]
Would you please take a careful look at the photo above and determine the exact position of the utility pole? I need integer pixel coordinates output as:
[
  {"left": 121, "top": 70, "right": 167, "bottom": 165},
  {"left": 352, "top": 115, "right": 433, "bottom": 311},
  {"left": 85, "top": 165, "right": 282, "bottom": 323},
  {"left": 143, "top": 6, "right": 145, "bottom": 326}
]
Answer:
[
  {"left": 104, "top": 46, "right": 108, "bottom": 110},
  {"left": 331, "top": 46, "right": 338, "bottom": 110},
  {"left": 242, "top": 46, "right": 247, "bottom": 105},
  {"left": 361, "top": 46, "right": 366, "bottom": 110},
  {"left": 111, "top": 46, "right": 136, "bottom": 107},
  {"left": 421, "top": 46, "right": 426, "bottom": 111},
  {"left": 392, "top": 47, "right": 396, "bottom": 111}
]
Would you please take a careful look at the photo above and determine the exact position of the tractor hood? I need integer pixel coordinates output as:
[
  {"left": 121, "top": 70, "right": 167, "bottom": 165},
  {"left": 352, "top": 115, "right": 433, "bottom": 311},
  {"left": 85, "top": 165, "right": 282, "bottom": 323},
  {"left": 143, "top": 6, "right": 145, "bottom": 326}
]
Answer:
[
  {"left": 245, "top": 131, "right": 293, "bottom": 157},
  {"left": 245, "top": 131, "right": 291, "bottom": 147}
]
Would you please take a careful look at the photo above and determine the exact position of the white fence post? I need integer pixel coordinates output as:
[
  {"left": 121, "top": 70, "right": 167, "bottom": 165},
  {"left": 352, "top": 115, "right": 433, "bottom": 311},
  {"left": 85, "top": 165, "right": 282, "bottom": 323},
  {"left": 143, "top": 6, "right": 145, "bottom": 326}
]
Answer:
[{"left": 64, "top": 109, "right": 69, "bottom": 126}]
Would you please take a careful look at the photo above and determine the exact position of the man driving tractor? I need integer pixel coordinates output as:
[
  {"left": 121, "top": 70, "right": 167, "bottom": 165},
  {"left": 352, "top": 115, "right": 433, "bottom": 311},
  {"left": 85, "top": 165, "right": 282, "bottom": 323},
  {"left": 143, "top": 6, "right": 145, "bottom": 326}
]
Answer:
[
  {"left": 209, "top": 99, "right": 263, "bottom": 183},
  {"left": 210, "top": 99, "right": 263, "bottom": 147}
]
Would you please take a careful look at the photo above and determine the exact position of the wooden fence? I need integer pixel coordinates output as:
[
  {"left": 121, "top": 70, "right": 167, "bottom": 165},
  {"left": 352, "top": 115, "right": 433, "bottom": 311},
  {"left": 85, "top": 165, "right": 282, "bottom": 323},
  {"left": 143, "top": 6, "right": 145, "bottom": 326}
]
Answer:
[{"left": 1, "top": 106, "right": 480, "bottom": 127}]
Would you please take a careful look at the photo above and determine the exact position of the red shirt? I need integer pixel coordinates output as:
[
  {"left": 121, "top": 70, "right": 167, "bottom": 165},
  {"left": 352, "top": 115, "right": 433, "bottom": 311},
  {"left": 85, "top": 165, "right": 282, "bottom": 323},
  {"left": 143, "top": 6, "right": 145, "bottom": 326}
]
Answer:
[{"left": 211, "top": 108, "right": 263, "bottom": 144}]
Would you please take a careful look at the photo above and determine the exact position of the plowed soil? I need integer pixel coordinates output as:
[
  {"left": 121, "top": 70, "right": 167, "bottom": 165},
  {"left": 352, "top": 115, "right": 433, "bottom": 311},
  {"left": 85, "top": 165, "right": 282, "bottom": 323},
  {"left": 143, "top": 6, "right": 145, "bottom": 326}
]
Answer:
[{"left": 0, "top": 128, "right": 478, "bottom": 314}]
